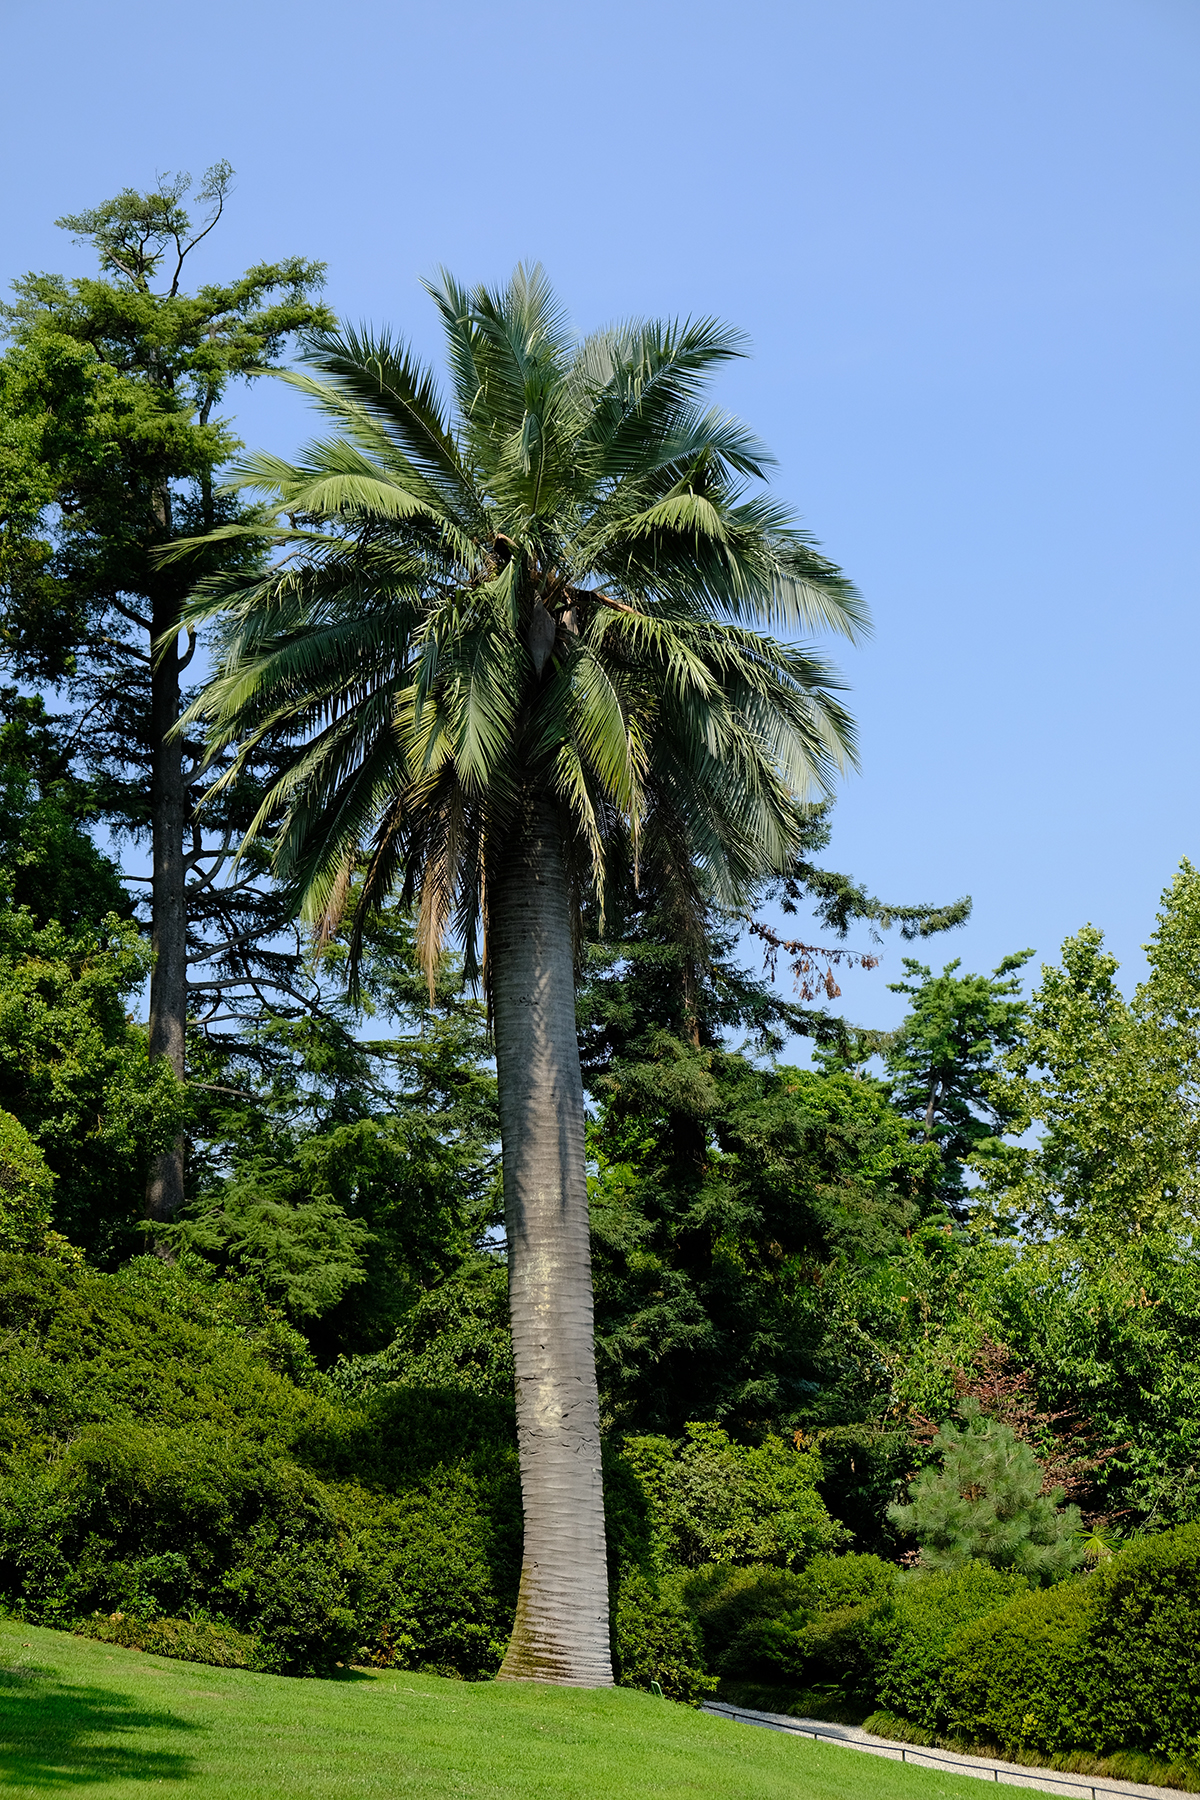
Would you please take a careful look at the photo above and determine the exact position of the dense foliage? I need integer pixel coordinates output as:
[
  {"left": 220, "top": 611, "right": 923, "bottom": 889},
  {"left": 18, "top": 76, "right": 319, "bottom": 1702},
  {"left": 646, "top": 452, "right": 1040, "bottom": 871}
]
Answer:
[
  {"left": 886, "top": 1526, "right": 1200, "bottom": 1774},
  {"left": 888, "top": 1402, "right": 1083, "bottom": 1579},
  {"left": 0, "top": 1251, "right": 515, "bottom": 1677},
  {"left": 0, "top": 169, "right": 331, "bottom": 1027},
  {"left": 0, "top": 1111, "right": 53, "bottom": 1252},
  {"left": 0, "top": 911, "right": 183, "bottom": 1259},
  {"left": 4, "top": 178, "right": 1200, "bottom": 1754},
  {"left": 0, "top": 1251, "right": 822, "bottom": 1698}
]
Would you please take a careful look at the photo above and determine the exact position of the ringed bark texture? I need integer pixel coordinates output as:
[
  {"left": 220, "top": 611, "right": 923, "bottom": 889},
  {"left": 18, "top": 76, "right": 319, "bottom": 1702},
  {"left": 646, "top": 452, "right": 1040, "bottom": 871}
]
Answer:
[{"left": 492, "top": 797, "right": 612, "bottom": 1687}]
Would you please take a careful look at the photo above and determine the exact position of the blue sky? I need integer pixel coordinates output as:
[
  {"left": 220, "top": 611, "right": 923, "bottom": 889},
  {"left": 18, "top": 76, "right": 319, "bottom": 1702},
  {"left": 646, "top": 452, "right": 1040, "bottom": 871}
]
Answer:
[{"left": 3, "top": 0, "right": 1198, "bottom": 1033}]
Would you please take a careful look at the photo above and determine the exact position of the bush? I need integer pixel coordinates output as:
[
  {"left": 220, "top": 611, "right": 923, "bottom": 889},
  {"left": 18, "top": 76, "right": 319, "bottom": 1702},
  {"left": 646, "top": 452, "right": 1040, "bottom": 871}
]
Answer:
[
  {"left": 685, "top": 1553, "right": 901, "bottom": 1715},
  {"left": 619, "top": 1423, "right": 846, "bottom": 1572},
  {"left": 1082, "top": 1524, "right": 1200, "bottom": 1758},
  {"left": 0, "top": 1418, "right": 363, "bottom": 1673},
  {"left": 689, "top": 1556, "right": 1028, "bottom": 1726},
  {"left": 0, "top": 1252, "right": 522, "bottom": 1677},
  {"left": 792, "top": 1552, "right": 901, "bottom": 1612},
  {"left": 0, "top": 1110, "right": 53, "bottom": 1251},
  {"left": 940, "top": 1580, "right": 1096, "bottom": 1754},
  {"left": 875, "top": 1562, "right": 1029, "bottom": 1733},
  {"left": 742, "top": 1599, "right": 898, "bottom": 1711},
  {"left": 942, "top": 1524, "right": 1200, "bottom": 1763},
  {"left": 75, "top": 1612, "right": 264, "bottom": 1669},
  {"left": 682, "top": 1563, "right": 815, "bottom": 1670},
  {"left": 612, "top": 1569, "right": 716, "bottom": 1705}
]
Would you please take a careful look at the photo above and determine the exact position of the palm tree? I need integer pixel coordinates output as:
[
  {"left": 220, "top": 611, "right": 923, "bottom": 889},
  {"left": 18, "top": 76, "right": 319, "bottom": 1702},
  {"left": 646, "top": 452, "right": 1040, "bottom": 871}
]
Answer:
[{"left": 182, "top": 266, "right": 866, "bottom": 1686}]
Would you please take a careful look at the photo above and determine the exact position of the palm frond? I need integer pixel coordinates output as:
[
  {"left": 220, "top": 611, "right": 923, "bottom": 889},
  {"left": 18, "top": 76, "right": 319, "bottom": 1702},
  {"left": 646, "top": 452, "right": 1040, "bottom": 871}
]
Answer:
[{"left": 182, "top": 265, "right": 864, "bottom": 987}]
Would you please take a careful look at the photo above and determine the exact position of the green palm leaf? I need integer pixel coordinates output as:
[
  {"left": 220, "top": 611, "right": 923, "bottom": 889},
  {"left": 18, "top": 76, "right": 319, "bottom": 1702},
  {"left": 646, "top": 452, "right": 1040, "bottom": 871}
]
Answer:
[{"left": 181, "top": 267, "right": 865, "bottom": 987}]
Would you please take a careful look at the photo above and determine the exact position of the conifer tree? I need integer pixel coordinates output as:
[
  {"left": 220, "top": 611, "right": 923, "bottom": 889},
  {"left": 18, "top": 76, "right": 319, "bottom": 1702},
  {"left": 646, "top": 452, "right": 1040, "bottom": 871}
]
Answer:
[
  {"left": 889, "top": 1401, "right": 1083, "bottom": 1580},
  {"left": 884, "top": 952, "right": 1032, "bottom": 1215},
  {"left": 579, "top": 819, "right": 962, "bottom": 1432},
  {"left": 0, "top": 166, "right": 331, "bottom": 1219}
]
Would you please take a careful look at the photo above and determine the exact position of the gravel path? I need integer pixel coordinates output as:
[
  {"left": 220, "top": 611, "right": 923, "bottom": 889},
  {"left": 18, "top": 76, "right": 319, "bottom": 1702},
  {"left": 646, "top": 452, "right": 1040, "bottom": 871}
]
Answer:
[{"left": 701, "top": 1702, "right": 1198, "bottom": 1800}]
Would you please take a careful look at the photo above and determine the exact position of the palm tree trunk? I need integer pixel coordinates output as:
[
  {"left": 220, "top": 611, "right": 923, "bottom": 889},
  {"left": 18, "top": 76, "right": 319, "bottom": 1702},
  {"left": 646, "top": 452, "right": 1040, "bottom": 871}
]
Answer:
[{"left": 491, "top": 795, "right": 612, "bottom": 1687}]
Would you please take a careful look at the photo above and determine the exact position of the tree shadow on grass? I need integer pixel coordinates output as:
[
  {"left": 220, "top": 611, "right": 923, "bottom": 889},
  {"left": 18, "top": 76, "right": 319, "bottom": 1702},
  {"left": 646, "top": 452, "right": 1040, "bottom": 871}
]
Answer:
[{"left": 0, "top": 1666, "right": 198, "bottom": 1787}]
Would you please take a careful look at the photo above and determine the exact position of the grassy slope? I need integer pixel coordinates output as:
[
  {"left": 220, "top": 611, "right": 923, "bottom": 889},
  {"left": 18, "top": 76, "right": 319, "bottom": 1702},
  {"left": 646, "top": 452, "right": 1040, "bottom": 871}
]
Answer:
[{"left": 1, "top": 1620, "right": 1016, "bottom": 1800}]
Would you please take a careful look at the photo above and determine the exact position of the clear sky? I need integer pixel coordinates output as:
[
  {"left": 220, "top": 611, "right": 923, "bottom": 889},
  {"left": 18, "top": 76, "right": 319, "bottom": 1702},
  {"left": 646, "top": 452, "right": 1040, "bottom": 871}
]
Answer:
[{"left": 3, "top": 0, "right": 1198, "bottom": 1033}]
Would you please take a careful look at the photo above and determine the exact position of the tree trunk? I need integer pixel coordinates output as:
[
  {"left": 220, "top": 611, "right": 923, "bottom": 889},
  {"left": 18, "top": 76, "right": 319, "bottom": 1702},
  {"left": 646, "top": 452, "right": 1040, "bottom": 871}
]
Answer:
[
  {"left": 144, "top": 601, "right": 188, "bottom": 1223},
  {"left": 491, "top": 796, "right": 612, "bottom": 1687}
]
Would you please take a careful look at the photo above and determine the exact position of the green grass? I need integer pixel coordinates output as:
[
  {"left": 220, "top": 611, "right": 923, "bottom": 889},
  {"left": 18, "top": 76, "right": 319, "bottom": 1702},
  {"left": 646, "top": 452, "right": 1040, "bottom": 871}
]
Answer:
[{"left": 0, "top": 1618, "right": 1027, "bottom": 1799}]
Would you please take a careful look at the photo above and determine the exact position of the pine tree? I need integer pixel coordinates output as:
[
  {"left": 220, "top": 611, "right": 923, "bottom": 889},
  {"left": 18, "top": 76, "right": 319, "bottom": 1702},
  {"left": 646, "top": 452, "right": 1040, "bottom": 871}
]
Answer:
[{"left": 889, "top": 1400, "right": 1083, "bottom": 1580}]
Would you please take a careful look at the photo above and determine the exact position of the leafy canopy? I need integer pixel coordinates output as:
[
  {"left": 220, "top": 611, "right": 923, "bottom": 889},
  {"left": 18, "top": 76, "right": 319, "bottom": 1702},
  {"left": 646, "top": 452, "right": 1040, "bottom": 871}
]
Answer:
[
  {"left": 0, "top": 163, "right": 330, "bottom": 683},
  {"left": 884, "top": 952, "right": 1032, "bottom": 1215},
  {"left": 0, "top": 912, "right": 184, "bottom": 1258},
  {"left": 977, "top": 861, "right": 1200, "bottom": 1238}
]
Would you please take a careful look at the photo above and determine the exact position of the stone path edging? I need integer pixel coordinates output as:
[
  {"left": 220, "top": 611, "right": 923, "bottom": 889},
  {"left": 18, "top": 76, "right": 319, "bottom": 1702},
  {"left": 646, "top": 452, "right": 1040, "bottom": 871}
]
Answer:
[{"left": 700, "top": 1702, "right": 1199, "bottom": 1800}]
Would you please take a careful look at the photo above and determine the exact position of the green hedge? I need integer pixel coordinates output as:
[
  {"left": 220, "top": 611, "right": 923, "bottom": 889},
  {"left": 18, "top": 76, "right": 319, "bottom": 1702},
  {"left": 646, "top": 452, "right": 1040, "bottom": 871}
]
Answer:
[
  {"left": 1083, "top": 1523, "right": 1200, "bottom": 1758},
  {"left": 688, "top": 1558, "right": 1034, "bottom": 1724},
  {"left": 699, "top": 1535, "right": 1200, "bottom": 1758},
  {"left": 682, "top": 1554, "right": 899, "bottom": 1714},
  {"left": 939, "top": 1581, "right": 1093, "bottom": 1753},
  {"left": 0, "top": 1252, "right": 726, "bottom": 1690},
  {"left": 876, "top": 1563, "right": 1029, "bottom": 1733},
  {"left": 942, "top": 1525, "right": 1200, "bottom": 1763}
]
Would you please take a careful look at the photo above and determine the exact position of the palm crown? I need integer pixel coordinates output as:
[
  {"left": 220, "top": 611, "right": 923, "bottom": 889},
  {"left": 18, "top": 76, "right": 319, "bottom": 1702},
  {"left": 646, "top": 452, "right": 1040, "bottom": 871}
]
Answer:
[{"left": 184, "top": 264, "right": 866, "bottom": 985}]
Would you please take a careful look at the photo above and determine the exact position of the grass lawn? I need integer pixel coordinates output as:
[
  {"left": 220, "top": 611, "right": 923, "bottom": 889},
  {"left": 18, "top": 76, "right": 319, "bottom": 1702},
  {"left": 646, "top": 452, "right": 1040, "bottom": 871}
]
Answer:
[{"left": 1, "top": 1618, "right": 1021, "bottom": 1800}]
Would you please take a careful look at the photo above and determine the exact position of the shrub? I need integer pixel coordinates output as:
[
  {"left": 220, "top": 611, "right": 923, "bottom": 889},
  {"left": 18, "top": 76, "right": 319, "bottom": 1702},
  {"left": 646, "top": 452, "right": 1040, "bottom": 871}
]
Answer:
[
  {"left": 741, "top": 1599, "right": 899, "bottom": 1710},
  {"left": 75, "top": 1612, "right": 264, "bottom": 1669},
  {"left": 612, "top": 1569, "right": 716, "bottom": 1705},
  {"left": 939, "top": 1579, "right": 1096, "bottom": 1754},
  {"left": 686, "top": 1553, "right": 901, "bottom": 1713},
  {"left": 0, "top": 1418, "right": 364, "bottom": 1673},
  {"left": 0, "top": 1110, "right": 53, "bottom": 1251},
  {"left": 1081, "top": 1523, "right": 1200, "bottom": 1758},
  {"left": 793, "top": 1552, "right": 900, "bottom": 1613},
  {"left": 619, "top": 1423, "right": 846, "bottom": 1572},
  {"left": 0, "top": 1252, "right": 521, "bottom": 1677},
  {"left": 931, "top": 1525, "right": 1200, "bottom": 1764},
  {"left": 940, "top": 1525, "right": 1200, "bottom": 1763},
  {"left": 875, "top": 1562, "right": 1029, "bottom": 1733},
  {"left": 681, "top": 1563, "right": 814, "bottom": 1670},
  {"left": 689, "top": 1556, "right": 1028, "bottom": 1726}
]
